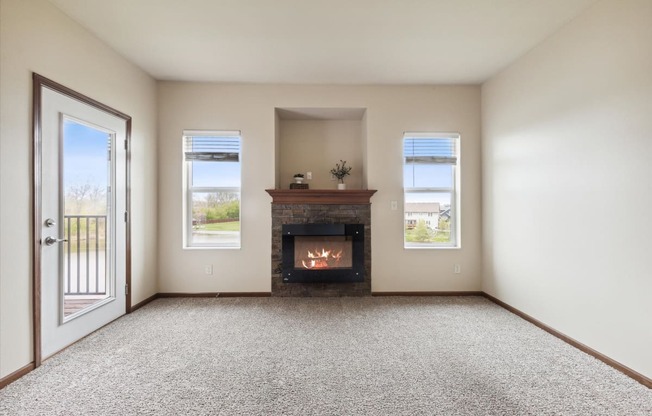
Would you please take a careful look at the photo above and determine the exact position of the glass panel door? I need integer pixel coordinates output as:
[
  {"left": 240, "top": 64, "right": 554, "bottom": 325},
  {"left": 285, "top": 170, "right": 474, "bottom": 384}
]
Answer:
[
  {"left": 39, "top": 80, "right": 127, "bottom": 361},
  {"left": 62, "top": 117, "right": 113, "bottom": 320}
]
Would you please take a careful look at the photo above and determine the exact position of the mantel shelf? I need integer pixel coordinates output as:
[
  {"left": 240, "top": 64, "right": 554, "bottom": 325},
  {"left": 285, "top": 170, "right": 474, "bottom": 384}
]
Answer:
[{"left": 265, "top": 189, "right": 377, "bottom": 205}]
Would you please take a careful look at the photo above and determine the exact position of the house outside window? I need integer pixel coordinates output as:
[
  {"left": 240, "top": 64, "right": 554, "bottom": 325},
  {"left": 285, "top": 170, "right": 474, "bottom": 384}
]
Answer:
[
  {"left": 403, "top": 133, "right": 460, "bottom": 248},
  {"left": 183, "top": 130, "right": 241, "bottom": 248}
]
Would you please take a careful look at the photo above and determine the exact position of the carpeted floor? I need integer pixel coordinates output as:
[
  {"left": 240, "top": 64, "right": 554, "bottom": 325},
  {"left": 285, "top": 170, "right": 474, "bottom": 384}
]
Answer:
[{"left": 1, "top": 296, "right": 650, "bottom": 415}]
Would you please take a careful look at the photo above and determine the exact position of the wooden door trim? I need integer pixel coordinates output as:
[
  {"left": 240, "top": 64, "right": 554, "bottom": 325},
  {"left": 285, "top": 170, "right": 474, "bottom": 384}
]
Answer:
[{"left": 32, "top": 73, "right": 132, "bottom": 368}]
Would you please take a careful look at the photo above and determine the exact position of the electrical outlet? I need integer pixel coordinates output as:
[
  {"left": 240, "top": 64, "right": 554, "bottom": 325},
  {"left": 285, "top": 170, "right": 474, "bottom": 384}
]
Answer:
[
  {"left": 454, "top": 264, "right": 461, "bottom": 274},
  {"left": 204, "top": 265, "right": 213, "bottom": 275},
  {"left": 307, "top": 171, "right": 312, "bottom": 180},
  {"left": 330, "top": 173, "right": 336, "bottom": 181},
  {"left": 390, "top": 201, "right": 398, "bottom": 210}
]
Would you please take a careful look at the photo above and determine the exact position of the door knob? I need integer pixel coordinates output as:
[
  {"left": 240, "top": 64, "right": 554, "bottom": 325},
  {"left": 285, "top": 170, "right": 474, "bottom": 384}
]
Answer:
[{"left": 44, "top": 236, "right": 68, "bottom": 246}]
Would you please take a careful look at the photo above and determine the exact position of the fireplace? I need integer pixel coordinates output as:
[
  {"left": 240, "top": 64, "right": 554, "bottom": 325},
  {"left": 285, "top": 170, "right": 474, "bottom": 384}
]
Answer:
[
  {"left": 267, "top": 189, "right": 376, "bottom": 296},
  {"left": 282, "top": 224, "right": 364, "bottom": 283}
]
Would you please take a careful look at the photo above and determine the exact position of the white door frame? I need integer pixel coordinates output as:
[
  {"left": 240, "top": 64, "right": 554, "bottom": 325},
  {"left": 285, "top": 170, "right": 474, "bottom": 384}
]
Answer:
[{"left": 32, "top": 73, "right": 132, "bottom": 367}]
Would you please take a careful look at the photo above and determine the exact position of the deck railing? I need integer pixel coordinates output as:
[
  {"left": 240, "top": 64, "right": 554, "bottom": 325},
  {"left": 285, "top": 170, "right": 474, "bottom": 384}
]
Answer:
[{"left": 64, "top": 215, "right": 107, "bottom": 295}]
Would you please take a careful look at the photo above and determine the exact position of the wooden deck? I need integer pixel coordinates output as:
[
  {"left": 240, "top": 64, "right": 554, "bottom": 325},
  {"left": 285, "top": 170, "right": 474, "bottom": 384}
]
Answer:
[{"left": 64, "top": 295, "right": 106, "bottom": 317}]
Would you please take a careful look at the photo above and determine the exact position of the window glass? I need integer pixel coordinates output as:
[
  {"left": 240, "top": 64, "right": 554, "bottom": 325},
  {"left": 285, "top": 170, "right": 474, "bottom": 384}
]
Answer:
[
  {"left": 403, "top": 134, "right": 459, "bottom": 248},
  {"left": 191, "top": 161, "right": 241, "bottom": 188},
  {"left": 184, "top": 132, "right": 241, "bottom": 248},
  {"left": 190, "top": 191, "right": 240, "bottom": 247},
  {"left": 404, "top": 192, "right": 453, "bottom": 246},
  {"left": 403, "top": 164, "right": 454, "bottom": 188}
]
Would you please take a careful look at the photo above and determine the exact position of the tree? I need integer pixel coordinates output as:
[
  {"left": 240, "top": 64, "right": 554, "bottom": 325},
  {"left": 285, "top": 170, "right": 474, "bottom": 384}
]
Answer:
[
  {"left": 65, "top": 183, "right": 106, "bottom": 215},
  {"left": 413, "top": 220, "right": 433, "bottom": 242},
  {"left": 197, "top": 192, "right": 240, "bottom": 223},
  {"left": 205, "top": 192, "right": 238, "bottom": 204}
]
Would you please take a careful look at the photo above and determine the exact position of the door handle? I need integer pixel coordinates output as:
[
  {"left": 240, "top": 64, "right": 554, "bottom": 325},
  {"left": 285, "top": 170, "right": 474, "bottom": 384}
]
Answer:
[{"left": 43, "top": 236, "right": 68, "bottom": 246}]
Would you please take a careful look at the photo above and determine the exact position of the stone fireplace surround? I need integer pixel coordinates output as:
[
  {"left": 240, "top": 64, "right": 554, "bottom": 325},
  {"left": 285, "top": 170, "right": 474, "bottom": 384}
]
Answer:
[{"left": 266, "top": 190, "right": 377, "bottom": 297}]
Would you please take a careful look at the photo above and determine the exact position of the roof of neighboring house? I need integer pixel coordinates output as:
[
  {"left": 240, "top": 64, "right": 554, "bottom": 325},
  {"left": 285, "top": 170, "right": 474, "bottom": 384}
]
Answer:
[{"left": 405, "top": 203, "right": 440, "bottom": 214}]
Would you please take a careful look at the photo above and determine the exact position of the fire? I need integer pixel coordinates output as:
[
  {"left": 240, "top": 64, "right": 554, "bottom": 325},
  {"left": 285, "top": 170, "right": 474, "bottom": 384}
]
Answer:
[{"left": 301, "top": 248, "right": 344, "bottom": 269}]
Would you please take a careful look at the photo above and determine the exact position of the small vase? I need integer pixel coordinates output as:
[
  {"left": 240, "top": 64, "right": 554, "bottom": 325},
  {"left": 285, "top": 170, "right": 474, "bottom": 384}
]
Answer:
[
  {"left": 337, "top": 183, "right": 346, "bottom": 190},
  {"left": 294, "top": 178, "right": 303, "bottom": 184}
]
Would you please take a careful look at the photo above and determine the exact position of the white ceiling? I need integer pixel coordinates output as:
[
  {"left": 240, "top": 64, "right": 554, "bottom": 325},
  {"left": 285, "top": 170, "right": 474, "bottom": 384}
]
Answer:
[{"left": 48, "top": 0, "right": 596, "bottom": 85}]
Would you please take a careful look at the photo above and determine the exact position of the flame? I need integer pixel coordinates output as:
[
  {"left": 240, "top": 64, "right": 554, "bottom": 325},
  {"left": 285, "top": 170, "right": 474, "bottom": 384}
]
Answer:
[{"left": 300, "top": 248, "right": 344, "bottom": 269}]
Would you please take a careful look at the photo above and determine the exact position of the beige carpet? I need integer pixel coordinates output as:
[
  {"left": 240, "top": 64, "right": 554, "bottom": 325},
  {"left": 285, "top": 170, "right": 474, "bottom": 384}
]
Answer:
[{"left": 1, "top": 296, "right": 651, "bottom": 415}]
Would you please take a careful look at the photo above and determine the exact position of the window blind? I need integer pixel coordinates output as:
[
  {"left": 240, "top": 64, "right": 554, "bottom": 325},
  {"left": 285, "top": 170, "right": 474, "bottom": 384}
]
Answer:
[
  {"left": 184, "top": 135, "right": 240, "bottom": 162},
  {"left": 403, "top": 135, "right": 458, "bottom": 165}
]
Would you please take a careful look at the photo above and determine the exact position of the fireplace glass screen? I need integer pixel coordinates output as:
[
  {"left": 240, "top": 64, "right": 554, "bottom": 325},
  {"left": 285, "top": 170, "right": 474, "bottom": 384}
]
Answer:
[
  {"left": 281, "top": 223, "right": 364, "bottom": 283},
  {"left": 294, "top": 236, "right": 352, "bottom": 269}
]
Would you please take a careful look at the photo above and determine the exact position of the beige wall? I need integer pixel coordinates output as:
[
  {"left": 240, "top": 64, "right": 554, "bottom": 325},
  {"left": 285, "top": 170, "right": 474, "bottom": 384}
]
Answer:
[
  {"left": 0, "top": 0, "right": 158, "bottom": 378},
  {"left": 482, "top": 0, "right": 652, "bottom": 379},
  {"left": 279, "top": 120, "right": 363, "bottom": 189},
  {"left": 157, "top": 83, "right": 482, "bottom": 293}
]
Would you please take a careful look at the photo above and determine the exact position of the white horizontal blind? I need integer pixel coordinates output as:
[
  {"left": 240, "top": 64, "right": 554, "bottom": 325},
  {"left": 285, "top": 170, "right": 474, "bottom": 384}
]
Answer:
[
  {"left": 183, "top": 131, "right": 241, "bottom": 162},
  {"left": 403, "top": 133, "right": 458, "bottom": 165}
]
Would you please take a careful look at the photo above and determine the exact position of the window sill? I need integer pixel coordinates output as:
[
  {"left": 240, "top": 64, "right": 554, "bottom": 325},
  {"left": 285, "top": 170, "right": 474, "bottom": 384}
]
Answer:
[
  {"left": 404, "top": 245, "right": 461, "bottom": 250},
  {"left": 183, "top": 246, "right": 241, "bottom": 250}
]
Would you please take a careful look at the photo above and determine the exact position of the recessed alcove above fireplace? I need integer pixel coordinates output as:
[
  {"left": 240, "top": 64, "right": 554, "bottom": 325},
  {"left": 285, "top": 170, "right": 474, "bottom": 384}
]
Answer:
[
  {"left": 274, "top": 107, "right": 367, "bottom": 190},
  {"left": 267, "top": 189, "right": 376, "bottom": 297}
]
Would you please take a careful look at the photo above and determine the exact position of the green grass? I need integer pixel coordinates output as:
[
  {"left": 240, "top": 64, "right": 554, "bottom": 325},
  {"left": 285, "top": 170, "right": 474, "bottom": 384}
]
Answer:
[
  {"left": 404, "top": 228, "right": 450, "bottom": 243},
  {"left": 199, "top": 221, "right": 240, "bottom": 232}
]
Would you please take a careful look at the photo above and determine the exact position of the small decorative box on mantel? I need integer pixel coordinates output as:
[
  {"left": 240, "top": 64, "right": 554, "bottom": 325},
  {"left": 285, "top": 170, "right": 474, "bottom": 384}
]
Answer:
[{"left": 289, "top": 183, "right": 309, "bottom": 190}]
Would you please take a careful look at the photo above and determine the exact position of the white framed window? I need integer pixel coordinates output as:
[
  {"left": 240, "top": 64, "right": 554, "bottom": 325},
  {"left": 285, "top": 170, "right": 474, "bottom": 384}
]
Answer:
[
  {"left": 183, "top": 130, "right": 241, "bottom": 248},
  {"left": 403, "top": 132, "right": 460, "bottom": 248}
]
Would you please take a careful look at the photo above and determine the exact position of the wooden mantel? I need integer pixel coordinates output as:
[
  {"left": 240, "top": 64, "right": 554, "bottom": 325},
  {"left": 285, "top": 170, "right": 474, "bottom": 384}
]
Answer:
[{"left": 265, "top": 189, "right": 377, "bottom": 205}]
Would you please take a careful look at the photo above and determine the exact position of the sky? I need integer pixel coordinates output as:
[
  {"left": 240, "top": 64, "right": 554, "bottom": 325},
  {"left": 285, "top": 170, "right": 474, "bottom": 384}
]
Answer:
[
  {"left": 404, "top": 164, "right": 454, "bottom": 206},
  {"left": 63, "top": 118, "right": 110, "bottom": 191},
  {"left": 403, "top": 164, "right": 453, "bottom": 188},
  {"left": 192, "top": 161, "right": 241, "bottom": 188},
  {"left": 404, "top": 192, "right": 451, "bottom": 206}
]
